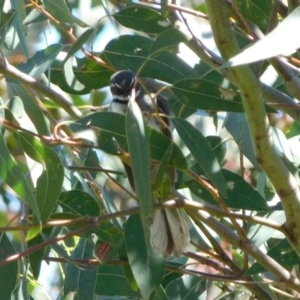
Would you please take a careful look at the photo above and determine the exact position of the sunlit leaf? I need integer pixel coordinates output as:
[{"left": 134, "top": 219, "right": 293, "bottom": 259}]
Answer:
[
  {"left": 225, "top": 6, "right": 300, "bottom": 66},
  {"left": 0, "top": 131, "right": 39, "bottom": 219},
  {"left": 103, "top": 35, "right": 199, "bottom": 83},
  {"left": 13, "top": 44, "right": 63, "bottom": 79},
  {"left": 18, "top": 132, "right": 64, "bottom": 222},
  {"left": 43, "top": 0, "right": 87, "bottom": 26}
]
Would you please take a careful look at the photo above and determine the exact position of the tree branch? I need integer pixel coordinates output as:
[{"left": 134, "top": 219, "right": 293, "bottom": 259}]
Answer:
[{"left": 205, "top": 0, "right": 300, "bottom": 255}]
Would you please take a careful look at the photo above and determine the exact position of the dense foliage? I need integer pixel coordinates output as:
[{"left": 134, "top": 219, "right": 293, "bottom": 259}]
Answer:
[{"left": 1, "top": 0, "right": 300, "bottom": 299}]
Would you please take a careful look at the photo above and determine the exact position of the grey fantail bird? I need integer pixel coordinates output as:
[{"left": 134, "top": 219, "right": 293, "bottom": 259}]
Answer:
[{"left": 109, "top": 70, "right": 189, "bottom": 258}]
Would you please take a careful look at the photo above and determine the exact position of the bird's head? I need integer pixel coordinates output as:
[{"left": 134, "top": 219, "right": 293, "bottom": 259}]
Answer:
[{"left": 110, "top": 70, "right": 138, "bottom": 100}]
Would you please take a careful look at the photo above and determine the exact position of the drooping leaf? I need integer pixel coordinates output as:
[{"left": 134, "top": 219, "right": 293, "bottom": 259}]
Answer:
[
  {"left": 43, "top": 0, "right": 87, "bottom": 27},
  {"left": 225, "top": 6, "right": 300, "bottom": 67},
  {"left": 28, "top": 227, "right": 53, "bottom": 280},
  {"left": 126, "top": 99, "right": 153, "bottom": 234},
  {"left": 125, "top": 215, "right": 166, "bottom": 299},
  {"left": 0, "top": 131, "right": 39, "bottom": 219},
  {"left": 172, "top": 118, "right": 228, "bottom": 198},
  {"left": 14, "top": 44, "right": 63, "bottom": 79},
  {"left": 62, "top": 28, "right": 95, "bottom": 64},
  {"left": 64, "top": 238, "right": 97, "bottom": 299},
  {"left": 23, "top": 8, "right": 47, "bottom": 25},
  {"left": 235, "top": 0, "right": 273, "bottom": 31},
  {"left": 224, "top": 113, "right": 262, "bottom": 170},
  {"left": 0, "top": 233, "right": 18, "bottom": 300},
  {"left": 18, "top": 132, "right": 64, "bottom": 222},
  {"left": 95, "top": 264, "right": 141, "bottom": 297},
  {"left": 10, "top": 0, "right": 28, "bottom": 57},
  {"left": 165, "top": 272, "right": 207, "bottom": 299},
  {"left": 10, "top": 85, "right": 49, "bottom": 135}
]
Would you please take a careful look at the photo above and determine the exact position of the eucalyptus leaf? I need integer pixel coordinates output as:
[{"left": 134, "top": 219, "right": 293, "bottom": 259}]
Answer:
[
  {"left": 18, "top": 132, "right": 64, "bottom": 222},
  {"left": 225, "top": 6, "right": 300, "bottom": 67},
  {"left": 125, "top": 215, "right": 166, "bottom": 299},
  {"left": 0, "top": 131, "right": 39, "bottom": 219},
  {"left": 113, "top": 5, "right": 170, "bottom": 34},
  {"left": 173, "top": 118, "right": 228, "bottom": 198},
  {"left": 64, "top": 238, "right": 97, "bottom": 299},
  {"left": 126, "top": 99, "right": 153, "bottom": 231}
]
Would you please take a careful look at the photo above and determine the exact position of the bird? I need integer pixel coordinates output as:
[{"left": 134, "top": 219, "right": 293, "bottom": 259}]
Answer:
[{"left": 109, "top": 70, "right": 190, "bottom": 258}]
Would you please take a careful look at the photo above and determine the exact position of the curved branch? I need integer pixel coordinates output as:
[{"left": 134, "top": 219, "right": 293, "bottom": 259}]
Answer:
[{"left": 0, "top": 57, "right": 82, "bottom": 119}]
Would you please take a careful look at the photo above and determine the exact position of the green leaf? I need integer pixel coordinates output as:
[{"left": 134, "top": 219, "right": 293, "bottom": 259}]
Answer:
[
  {"left": 150, "top": 28, "right": 188, "bottom": 54},
  {"left": 103, "top": 35, "right": 199, "bottom": 83},
  {"left": 18, "top": 132, "right": 64, "bottom": 222},
  {"left": 172, "top": 79, "right": 246, "bottom": 112},
  {"left": 222, "top": 169, "right": 269, "bottom": 211},
  {"left": 187, "top": 169, "right": 269, "bottom": 211},
  {"left": 59, "top": 190, "right": 100, "bottom": 217},
  {"left": 172, "top": 118, "right": 227, "bottom": 198},
  {"left": 148, "top": 127, "right": 187, "bottom": 170},
  {"left": 246, "top": 238, "right": 300, "bottom": 275},
  {"left": 126, "top": 100, "right": 153, "bottom": 229},
  {"left": 28, "top": 227, "right": 53, "bottom": 279},
  {"left": 224, "top": 113, "right": 262, "bottom": 170},
  {"left": 169, "top": 96, "right": 197, "bottom": 119},
  {"left": 206, "top": 135, "right": 227, "bottom": 164},
  {"left": 64, "top": 238, "right": 97, "bottom": 299},
  {"left": 58, "top": 190, "right": 122, "bottom": 244},
  {"left": 119, "top": 241, "right": 139, "bottom": 292},
  {"left": 49, "top": 56, "right": 114, "bottom": 95},
  {"left": 10, "top": 86, "right": 49, "bottom": 135},
  {"left": 0, "top": 131, "right": 39, "bottom": 219},
  {"left": 43, "top": 0, "right": 87, "bottom": 27},
  {"left": 153, "top": 142, "right": 173, "bottom": 191},
  {"left": 166, "top": 272, "right": 207, "bottom": 299},
  {"left": 23, "top": 8, "right": 47, "bottom": 25},
  {"left": 225, "top": 6, "right": 300, "bottom": 67},
  {"left": 235, "top": 0, "right": 273, "bottom": 31},
  {"left": 14, "top": 44, "right": 63, "bottom": 79},
  {"left": 95, "top": 265, "right": 141, "bottom": 297},
  {"left": 102, "top": 186, "right": 124, "bottom": 231},
  {"left": 70, "top": 112, "right": 187, "bottom": 169},
  {"left": 11, "top": 0, "right": 28, "bottom": 57},
  {"left": 103, "top": 35, "right": 152, "bottom": 73},
  {"left": 62, "top": 28, "right": 95, "bottom": 64},
  {"left": 0, "top": 233, "right": 18, "bottom": 300},
  {"left": 113, "top": 5, "right": 170, "bottom": 34},
  {"left": 125, "top": 215, "right": 166, "bottom": 299}
]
